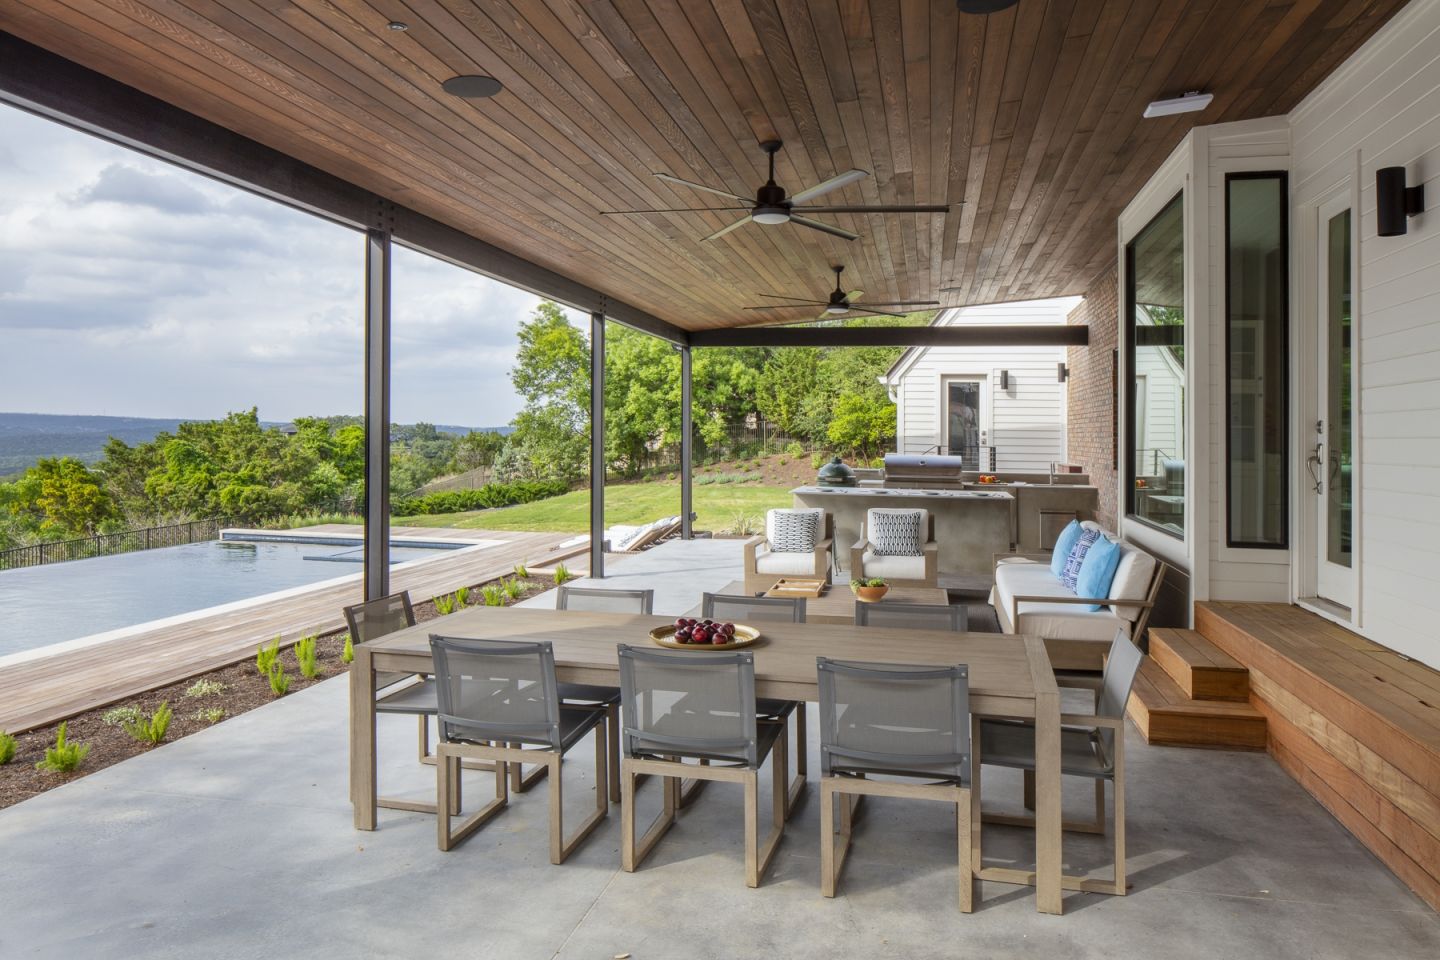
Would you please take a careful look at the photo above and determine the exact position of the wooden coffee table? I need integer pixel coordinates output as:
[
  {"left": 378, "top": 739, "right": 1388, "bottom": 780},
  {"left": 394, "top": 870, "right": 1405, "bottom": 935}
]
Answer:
[{"left": 710, "top": 579, "right": 950, "bottom": 625}]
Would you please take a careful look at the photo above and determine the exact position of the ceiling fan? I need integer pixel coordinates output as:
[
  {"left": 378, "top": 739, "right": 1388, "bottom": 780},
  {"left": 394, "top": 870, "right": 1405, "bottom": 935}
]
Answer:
[
  {"left": 744, "top": 266, "right": 940, "bottom": 321},
  {"left": 602, "top": 140, "right": 950, "bottom": 242}
]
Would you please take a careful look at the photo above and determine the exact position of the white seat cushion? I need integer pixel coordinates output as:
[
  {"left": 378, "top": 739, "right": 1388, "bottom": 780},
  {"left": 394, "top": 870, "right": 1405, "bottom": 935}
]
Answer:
[
  {"left": 860, "top": 550, "right": 926, "bottom": 581},
  {"left": 989, "top": 560, "right": 1125, "bottom": 641},
  {"left": 1107, "top": 545, "right": 1157, "bottom": 620},
  {"left": 754, "top": 549, "right": 820, "bottom": 576}
]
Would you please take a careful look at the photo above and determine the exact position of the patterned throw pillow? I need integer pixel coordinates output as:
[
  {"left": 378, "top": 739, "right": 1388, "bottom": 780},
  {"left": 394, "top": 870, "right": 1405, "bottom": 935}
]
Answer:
[
  {"left": 870, "top": 510, "right": 924, "bottom": 556},
  {"left": 1060, "top": 528, "right": 1101, "bottom": 592},
  {"left": 769, "top": 510, "right": 819, "bottom": 553}
]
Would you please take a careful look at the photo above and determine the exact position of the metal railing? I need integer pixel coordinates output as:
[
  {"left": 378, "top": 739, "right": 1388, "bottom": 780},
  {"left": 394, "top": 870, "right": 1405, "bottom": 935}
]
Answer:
[{"left": 0, "top": 518, "right": 226, "bottom": 571}]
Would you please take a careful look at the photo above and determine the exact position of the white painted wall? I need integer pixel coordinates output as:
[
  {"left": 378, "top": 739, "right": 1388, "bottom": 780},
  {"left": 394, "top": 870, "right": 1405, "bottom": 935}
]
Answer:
[
  {"left": 883, "top": 298, "right": 1081, "bottom": 471},
  {"left": 1288, "top": 0, "right": 1440, "bottom": 667}
]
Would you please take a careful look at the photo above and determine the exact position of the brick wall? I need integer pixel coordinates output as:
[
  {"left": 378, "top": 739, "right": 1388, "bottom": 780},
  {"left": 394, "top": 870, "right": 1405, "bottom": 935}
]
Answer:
[{"left": 1067, "top": 261, "right": 1119, "bottom": 528}]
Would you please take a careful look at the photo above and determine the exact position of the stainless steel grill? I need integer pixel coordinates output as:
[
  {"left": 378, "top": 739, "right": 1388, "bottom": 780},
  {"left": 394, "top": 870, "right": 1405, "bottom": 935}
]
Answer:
[{"left": 882, "top": 453, "right": 967, "bottom": 485}]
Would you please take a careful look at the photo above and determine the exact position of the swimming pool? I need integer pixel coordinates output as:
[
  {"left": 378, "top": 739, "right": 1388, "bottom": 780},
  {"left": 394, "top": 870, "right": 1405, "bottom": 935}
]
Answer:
[{"left": 0, "top": 538, "right": 459, "bottom": 658}]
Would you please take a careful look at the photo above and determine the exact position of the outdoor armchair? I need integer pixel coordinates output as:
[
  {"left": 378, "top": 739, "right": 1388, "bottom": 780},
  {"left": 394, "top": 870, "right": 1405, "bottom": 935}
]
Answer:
[
  {"left": 850, "top": 508, "right": 939, "bottom": 588},
  {"left": 430, "top": 635, "right": 609, "bottom": 863},
  {"left": 742, "top": 508, "right": 833, "bottom": 594},
  {"left": 817, "top": 657, "right": 976, "bottom": 912}
]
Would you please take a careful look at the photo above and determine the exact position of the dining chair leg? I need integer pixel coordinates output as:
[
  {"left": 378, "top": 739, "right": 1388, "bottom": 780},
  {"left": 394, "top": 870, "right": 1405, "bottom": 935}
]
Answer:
[
  {"left": 820, "top": 779, "right": 855, "bottom": 898},
  {"left": 417, "top": 715, "right": 430, "bottom": 762},
  {"left": 744, "top": 770, "right": 760, "bottom": 888},
  {"left": 437, "top": 744, "right": 510, "bottom": 852},
  {"left": 957, "top": 789, "right": 975, "bottom": 914},
  {"left": 970, "top": 718, "right": 984, "bottom": 874},
  {"left": 1112, "top": 742, "right": 1127, "bottom": 895},
  {"left": 509, "top": 743, "right": 549, "bottom": 793},
  {"left": 548, "top": 719, "right": 611, "bottom": 865},
  {"left": 606, "top": 702, "right": 621, "bottom": 804}
]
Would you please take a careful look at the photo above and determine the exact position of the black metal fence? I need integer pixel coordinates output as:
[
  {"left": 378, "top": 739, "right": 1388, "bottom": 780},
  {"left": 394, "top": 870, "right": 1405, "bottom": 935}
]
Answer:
[{"left": 0, "top": 519, "right": 226, "bottom": 571}]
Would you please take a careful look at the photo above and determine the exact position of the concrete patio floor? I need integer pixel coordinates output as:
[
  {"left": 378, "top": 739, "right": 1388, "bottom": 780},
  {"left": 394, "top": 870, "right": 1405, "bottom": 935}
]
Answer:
[{"left": 2, "top": 544, "right": 1436, "bottom": 959}]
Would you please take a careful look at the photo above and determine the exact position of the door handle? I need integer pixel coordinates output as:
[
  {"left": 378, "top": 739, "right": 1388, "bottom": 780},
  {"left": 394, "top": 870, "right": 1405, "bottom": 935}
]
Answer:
[{"left": 1306, "top": 443, "right": 1324, "bottom": 495}]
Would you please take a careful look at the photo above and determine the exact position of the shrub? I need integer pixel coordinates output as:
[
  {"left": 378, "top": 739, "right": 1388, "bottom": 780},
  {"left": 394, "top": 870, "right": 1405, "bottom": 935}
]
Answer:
[
  {"left": 183, "top": 679, "right": 226, "bottom": 699},
  {"left": 433, "top": 594, "right": 457, "bottom": 615},
  {"left": 0, "top": 731, "right": 16, "bottom": 765},
  {"left": 256, "top": 636, "right": 281, "bottom": 677},
  {"left": 268, "top": 662, "right": 290, "bottom": 697},
  {"left": 513, "top": 562, "right": 529, "bottom": 579},
  {"left": 502, "top": 578, "right": 524, "bottom": 601},
  {"left": 122, "top": 701, "right": 172, "bottom": 746},
  {"left": 294, "top": 635, "right": 320, "bottom": 679},
  {"left": 102, "top": 705, "right": 144, "bottom": 728},
  {"left": 193, "top": 707, "right": 225, "bottom": 725},
  {"left": 696, "top": 474, "right": 717, "bottom": 486},
  {"left": 390, "top": 479, "right": 568, "bottom": 517},
  {"left": 786, "top": 441, "right": 805, "bottom": 457},
  {"left": 728, "top": 511, "right": 762, "bottom": 536},
  {"left": 482, "top": 584, "right": 504, "bottom": 606},
  {"left": 454, "top": 585, "right": 471, "bottom": 608},
  {"left": 553, "top": 563, "right": 575, "bottom": 585},
  {"left": 811, "top": 452, "right": 828, "bottom": 469},
  {"left": 35, "top": 723, "right": 88, "bottom": 773},
  {"left": 341, "top": 633, "right": 354, "bottom": 665},
  {"left": 777, "top": 456, "right": 788, "bottom": 466}
]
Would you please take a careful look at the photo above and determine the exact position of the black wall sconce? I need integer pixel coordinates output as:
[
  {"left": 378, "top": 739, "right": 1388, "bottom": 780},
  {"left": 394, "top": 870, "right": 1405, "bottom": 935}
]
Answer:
[
  {"left": 1000, "top": 370, "right": 1010, "bottom": 390},
  {"left": 1377, "top": 166, "right": 1425, "bottom": 237},
  {"left": 1057, "top": 362, "right": 1069, "bottom": 383}
]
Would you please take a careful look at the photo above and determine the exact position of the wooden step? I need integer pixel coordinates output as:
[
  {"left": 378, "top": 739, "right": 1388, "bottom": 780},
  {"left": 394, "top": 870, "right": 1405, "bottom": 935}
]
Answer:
[
  {"left": 1149, "top": 627, "right": 1250, "bottom": 701},
  {"left": 1127, "top": 657, "right": 1267, "bottom": 749}
]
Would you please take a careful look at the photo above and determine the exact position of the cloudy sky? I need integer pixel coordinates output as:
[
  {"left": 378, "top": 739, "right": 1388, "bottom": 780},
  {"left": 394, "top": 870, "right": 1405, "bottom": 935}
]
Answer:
[{"left": 0, "top": 103, "right": 581, "bottom": 427}]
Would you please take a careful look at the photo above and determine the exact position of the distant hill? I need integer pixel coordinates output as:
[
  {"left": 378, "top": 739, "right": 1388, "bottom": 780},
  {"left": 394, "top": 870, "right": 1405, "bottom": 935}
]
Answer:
[{"left": 0, "top": 413, "right": 510, "bottom": 476}]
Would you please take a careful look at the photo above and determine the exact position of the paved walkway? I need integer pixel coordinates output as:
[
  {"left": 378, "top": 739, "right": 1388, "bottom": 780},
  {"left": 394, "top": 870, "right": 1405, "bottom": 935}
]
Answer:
[{"left": 0, "top": 526, "right": 581, "bottom": 733}]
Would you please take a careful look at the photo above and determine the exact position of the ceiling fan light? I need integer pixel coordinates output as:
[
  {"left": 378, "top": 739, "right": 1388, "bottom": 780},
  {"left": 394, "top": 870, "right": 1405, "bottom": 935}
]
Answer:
[
  {"left": 751, "top": 206, "right": 791, "bottom": 225},
  {"left": 824, "top": 303, "right": 849, "bottom": 315}
]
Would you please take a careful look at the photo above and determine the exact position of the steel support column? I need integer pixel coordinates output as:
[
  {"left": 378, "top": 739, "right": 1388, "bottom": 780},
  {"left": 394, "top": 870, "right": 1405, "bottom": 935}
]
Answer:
[
  {"left": 589, "top": 311, "right": 606, "bottom": 578},
  {"left": 363, "top": 221, "right": 393, "bottom": 601},
  {"left": 680, "top": 345, "right": 694, "bottom": 539}
]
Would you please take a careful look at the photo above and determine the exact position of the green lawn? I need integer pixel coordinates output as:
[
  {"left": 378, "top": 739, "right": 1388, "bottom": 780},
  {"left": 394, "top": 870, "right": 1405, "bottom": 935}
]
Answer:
[{"left": 394, "top": 481, "right": 793, "bottom": 533}]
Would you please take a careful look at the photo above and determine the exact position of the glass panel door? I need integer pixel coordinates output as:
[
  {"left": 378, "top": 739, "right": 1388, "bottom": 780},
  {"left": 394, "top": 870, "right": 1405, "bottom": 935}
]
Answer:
[
  {"left": 945, "top": 378, "right": 985, "bottom": 468},
  {"left": 1316, "top": 204, "right": 1354, "bottom": 607}
]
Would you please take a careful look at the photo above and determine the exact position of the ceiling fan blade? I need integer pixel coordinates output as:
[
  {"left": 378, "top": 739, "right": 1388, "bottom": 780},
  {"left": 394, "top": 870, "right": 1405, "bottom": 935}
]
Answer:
[
  {"left": 756, "top": 294, "right": 830, "bottom": 304},
  {"left": 790, "top": 216, "right": 860, "bottom": 241},
  {"left": 600, "top": 206, "right": 749, "bottom": 215},
  {"left": 862, "top": 299, "right": 942, "bottom": 306},
  {"left": 744, "top": 305, "right": 812, "bottom": 311},
  {"left": 790, "top": 169, "right": 869, "bottom": 203},
  {"left": 653, "top": 173, "right": 750, "bottom": 203},
  {"left": 846, "top": 289, "right": 865, "bottom": 303},
  {"left": 846, "top": 307, "right": 910, "bottom": 319},
  {"left": 795, "top": 204, "right": 951, "bottom": 214},
  {"left": 702, "top": 216, "right": 754, "bottom": 242}
]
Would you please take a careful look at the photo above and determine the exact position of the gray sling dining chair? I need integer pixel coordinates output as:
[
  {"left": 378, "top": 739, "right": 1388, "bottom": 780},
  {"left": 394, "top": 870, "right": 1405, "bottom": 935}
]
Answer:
[
  {"left": 975, "top": 629, "right": 1143, "bottom": 896},
  {"left": 699, "top": 592, "right": 808, "bottom": 813},
  {"left": 430, "top": 635, "right": 609, "bottom": 863},
  {"left": 343, "top": 591, "right": 452, "bottom": 814},
  {"left": 816, "top": 657, "right": 975, "bottom": 912},
  {"left": 547, "top": 584, "right": 654, "bottom": 803},
  {"left": 616, "top": 644, "right": 794, "bottom": 888},
  {"left": 854, "top": 600, "right": 969, "bottom": 632}
]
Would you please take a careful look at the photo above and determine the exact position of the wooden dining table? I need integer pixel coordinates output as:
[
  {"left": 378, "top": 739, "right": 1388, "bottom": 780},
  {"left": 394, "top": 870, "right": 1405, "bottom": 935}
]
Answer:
[{"left": 349, "top": 605, "right": 1066, "bottom": 914}]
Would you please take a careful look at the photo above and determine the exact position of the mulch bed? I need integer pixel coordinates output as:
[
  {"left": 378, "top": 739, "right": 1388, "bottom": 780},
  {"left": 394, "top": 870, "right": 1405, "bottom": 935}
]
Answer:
[{"left": 0, "top": 577, "right": 548, "bottom": 810}]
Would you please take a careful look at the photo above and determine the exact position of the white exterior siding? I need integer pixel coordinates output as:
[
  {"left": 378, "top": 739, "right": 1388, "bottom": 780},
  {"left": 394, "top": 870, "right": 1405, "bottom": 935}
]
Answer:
[
  {"left": 886, "top": 298, "right": 1081, "bottom": 472},
  {"left": 1289, "top": 0, "right": 1440, "bottom": 667}
]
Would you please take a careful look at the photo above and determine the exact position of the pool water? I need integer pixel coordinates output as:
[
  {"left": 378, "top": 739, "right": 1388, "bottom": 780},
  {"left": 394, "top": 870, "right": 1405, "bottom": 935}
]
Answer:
[{"left": 0, "top": 539, "right": 455, "bottom": 657}]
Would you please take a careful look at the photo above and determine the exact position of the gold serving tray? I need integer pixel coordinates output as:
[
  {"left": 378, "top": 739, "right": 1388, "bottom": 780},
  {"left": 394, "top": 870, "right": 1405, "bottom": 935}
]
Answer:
[
  {"left": 765, "top": 578, "right": 827, "bottom": 599},
  {"left": 649, "top": 623, "right": 761, "bottom": 650}
]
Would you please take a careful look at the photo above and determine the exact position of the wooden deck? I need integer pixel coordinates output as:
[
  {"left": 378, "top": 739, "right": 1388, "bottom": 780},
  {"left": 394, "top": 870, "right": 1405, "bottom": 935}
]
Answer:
[{"left": 0, "top": 527, "right": 584, "bottom": 734}]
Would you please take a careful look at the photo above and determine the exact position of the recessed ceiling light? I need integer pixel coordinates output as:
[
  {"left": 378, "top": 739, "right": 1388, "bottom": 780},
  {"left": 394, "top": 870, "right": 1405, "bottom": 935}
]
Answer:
[
  {"left": 1143, "top": 91, "right": 1214, "bottom": 119},
  {"left": 442, "top": 75, "right": 504, "bottom": 99},
  {"left": 386, "top": 21, "right": 408, "bottom": 32}
]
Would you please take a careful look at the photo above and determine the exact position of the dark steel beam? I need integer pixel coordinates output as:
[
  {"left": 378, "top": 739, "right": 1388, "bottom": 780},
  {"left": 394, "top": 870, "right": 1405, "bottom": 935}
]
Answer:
[
  {"left": 679, "top": 345, "right": 694, "bottom": 540},
  {"left": 687, "top": 324, "right": 1089, "bottom": 348},
  {"left": 363, "top": 222, "right": 393, "bottom": 601},
  {"left": 0, "top": 32, "right": 689, "bottom": 345},
  {"left": 589, "top": 312, "right": 606, "bottom": 579}
]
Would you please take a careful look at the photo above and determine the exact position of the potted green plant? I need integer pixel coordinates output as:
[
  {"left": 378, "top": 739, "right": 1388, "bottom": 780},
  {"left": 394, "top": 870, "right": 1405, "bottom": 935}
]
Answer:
[{"left": 850, "top": 577, "right": 889, "bottom": 603}]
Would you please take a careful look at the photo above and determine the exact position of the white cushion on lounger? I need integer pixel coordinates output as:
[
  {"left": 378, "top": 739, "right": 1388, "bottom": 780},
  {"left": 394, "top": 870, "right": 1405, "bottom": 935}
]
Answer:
[
  {"left": 989, "top": 560, "right": 1126, "bottom": 642},
  {"left": 1107, "top": 544, "right": 1157, "bottom": 620}
]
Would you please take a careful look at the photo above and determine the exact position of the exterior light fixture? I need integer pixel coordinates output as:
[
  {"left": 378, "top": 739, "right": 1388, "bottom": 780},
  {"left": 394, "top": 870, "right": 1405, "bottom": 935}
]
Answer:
[
  {"left": 1142, "top": 91, "right": 1213, "bottom": 119},
  {"left": 442, "top": 75, "right": 504, "bottom": 99},
  {"left": 824, "top": 302, "right": 849, "bottom": 315},
  {"left": 386, "top": 21, "right": 408, "bottom": 31},
  {"left": 1000, "top": 370, "right": 1010, "bottom": 390},
  {"left": 1377, "top": 166, "right": 1425, "bottom": 237},
  {"left": 957, "top": 0, "right": 1020, "bottom": 12},
  {"left": 751, "top": 206, "right": 791, "bottom": 225},
  {"left": 1058, "top": 361, "right": 1069, "bottom": 383}
]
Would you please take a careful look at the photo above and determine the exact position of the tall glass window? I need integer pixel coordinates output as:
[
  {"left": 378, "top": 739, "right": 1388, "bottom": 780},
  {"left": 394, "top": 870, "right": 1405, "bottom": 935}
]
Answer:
[
  {"left": 1125, "top": 192, "right": 1186, "bottom": 539},
  {"left": 1225, "top": 173, "right": 1289, "bottom": 548}
]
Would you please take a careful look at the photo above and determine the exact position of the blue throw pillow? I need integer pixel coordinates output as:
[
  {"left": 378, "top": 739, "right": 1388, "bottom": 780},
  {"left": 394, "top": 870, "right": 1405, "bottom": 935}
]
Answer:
[
  {"left": 1050, "top": 520, "right": 1084, "bottom": 578},
  {"left": 1060, "top": 529, "right": 1101, "bottom": 592},
  {"left": 1075, "top": 536, "right": 1123, "bottom": 611}
]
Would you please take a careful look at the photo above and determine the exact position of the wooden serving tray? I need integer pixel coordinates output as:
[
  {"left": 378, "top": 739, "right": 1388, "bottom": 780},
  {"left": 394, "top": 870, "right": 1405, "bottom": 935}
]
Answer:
[
  {"left": 765, "top": 578, "right": 828, "bottom": 599},
  {"left": 649, "top": 623, "right": 761, "bottom": 650}
]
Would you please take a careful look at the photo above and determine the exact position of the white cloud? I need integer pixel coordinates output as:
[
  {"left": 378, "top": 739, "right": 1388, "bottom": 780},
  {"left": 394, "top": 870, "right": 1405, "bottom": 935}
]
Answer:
[{"left": 0, "top": 104, "right": 583, "bottom": 427}]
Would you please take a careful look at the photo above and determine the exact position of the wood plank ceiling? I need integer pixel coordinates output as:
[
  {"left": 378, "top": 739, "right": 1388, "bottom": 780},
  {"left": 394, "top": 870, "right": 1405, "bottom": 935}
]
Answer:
[{"left": 0, "top": 0, "right": 1409, "bottom": 331}]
